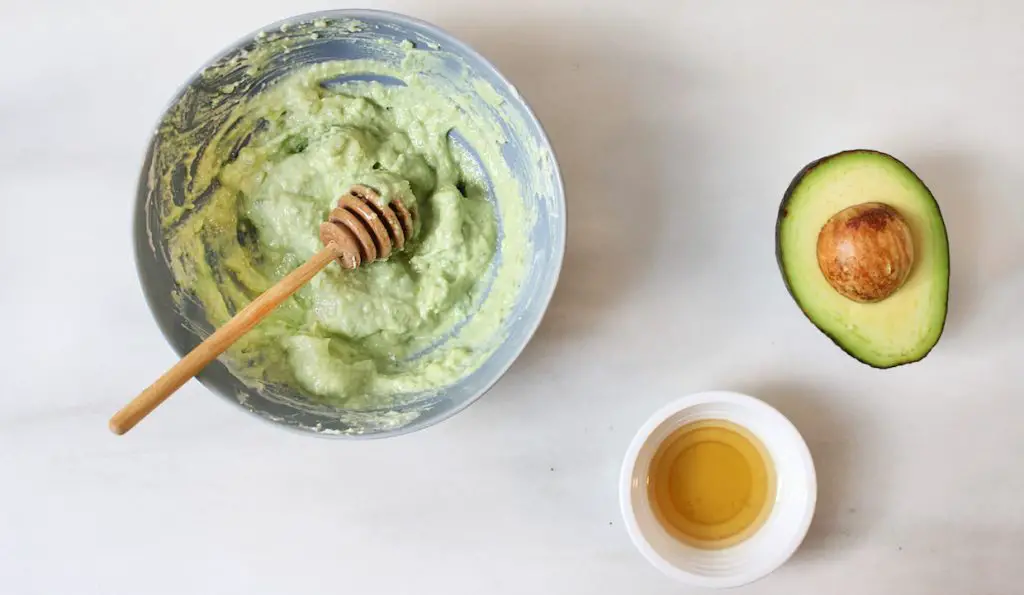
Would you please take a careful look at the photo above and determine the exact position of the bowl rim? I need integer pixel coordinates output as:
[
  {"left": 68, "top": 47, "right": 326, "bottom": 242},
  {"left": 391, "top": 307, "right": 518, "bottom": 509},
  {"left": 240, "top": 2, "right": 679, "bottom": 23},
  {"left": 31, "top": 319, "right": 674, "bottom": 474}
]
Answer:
[{"left": 132, "top": 8, "right": 567, "bottom": 439}]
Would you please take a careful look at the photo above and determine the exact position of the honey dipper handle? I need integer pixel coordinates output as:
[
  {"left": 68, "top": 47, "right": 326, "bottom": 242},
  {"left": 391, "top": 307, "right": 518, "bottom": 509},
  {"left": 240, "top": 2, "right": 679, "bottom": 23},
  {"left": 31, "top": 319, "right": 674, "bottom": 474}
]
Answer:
[{"left": 109, "top": 244, "right": 342, "bottom": 435}]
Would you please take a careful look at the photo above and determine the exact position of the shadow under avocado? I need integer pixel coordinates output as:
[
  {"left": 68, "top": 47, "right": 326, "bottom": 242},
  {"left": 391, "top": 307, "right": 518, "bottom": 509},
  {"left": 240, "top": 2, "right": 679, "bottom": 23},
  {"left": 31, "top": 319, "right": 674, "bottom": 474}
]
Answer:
[{"left": 902, "top": 152, "right": 984, "bottom": 344}]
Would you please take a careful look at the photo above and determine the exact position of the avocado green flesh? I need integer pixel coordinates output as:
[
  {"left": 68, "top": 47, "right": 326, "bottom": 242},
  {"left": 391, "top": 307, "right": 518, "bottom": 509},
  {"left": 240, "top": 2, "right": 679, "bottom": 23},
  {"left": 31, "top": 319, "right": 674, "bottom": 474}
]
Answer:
[{"left": 777, "top": 151, "right": 949, "bottom": 368}]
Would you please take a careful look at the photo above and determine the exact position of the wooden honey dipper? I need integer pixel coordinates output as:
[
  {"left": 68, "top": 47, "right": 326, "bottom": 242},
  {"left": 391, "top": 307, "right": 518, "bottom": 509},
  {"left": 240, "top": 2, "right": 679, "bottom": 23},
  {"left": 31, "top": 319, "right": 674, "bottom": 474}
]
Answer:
[{"left": 110, "top": 185, "right": 415, "bottom": 435}]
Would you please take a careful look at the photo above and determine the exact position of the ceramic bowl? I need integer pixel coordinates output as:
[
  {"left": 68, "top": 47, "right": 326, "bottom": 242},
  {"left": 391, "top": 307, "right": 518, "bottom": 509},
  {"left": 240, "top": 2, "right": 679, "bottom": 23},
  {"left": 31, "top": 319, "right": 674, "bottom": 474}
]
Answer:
[
  {"left": 134, "top": 10, "right": 565, "bottom": 437},
  {"left": 620, "top": 391, "right": 817, "bottom": 587}
]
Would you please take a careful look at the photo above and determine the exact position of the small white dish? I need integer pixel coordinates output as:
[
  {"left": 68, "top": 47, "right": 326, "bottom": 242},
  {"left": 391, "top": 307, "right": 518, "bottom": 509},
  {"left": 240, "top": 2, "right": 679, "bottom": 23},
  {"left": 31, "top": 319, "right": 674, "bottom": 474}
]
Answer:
[{"left": 619, "top": 390, "right": 817, "bottom": 588}]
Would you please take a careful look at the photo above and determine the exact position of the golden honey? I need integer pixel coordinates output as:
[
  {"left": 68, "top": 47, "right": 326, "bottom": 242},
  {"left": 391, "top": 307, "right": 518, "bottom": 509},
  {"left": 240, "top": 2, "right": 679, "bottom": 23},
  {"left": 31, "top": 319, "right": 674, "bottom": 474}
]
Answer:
[{"left": 647, "top": 419, "right": 775, "bottom": 549}]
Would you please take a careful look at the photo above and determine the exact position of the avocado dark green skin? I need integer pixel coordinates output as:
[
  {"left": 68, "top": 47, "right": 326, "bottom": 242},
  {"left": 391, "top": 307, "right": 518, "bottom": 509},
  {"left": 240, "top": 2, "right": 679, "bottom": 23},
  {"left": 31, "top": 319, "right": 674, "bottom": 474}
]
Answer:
[{"left": 774, "top": 149, "right": 951, "bottom": 369}]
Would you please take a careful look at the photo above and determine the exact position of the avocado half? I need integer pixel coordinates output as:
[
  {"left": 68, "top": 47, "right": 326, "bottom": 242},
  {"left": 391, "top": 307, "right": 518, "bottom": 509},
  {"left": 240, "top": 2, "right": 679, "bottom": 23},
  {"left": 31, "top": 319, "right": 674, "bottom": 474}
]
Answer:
[{"left": 776, "top": 150, "right": 950, "bottom": 368}]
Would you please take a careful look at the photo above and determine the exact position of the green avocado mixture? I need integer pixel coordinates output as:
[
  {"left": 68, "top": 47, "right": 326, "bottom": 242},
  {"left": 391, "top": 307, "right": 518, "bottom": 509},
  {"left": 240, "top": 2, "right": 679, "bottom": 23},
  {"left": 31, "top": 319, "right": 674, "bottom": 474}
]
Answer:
[{"left": 157, "top": 42, "right": 531, "bottom": 409}]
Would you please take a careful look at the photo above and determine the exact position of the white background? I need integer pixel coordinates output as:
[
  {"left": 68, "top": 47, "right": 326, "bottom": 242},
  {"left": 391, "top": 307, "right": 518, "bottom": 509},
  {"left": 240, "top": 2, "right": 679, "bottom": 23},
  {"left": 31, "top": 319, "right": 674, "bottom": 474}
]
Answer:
[{"left": 3, "top": 0, "right": 1023, "bottom": 593}]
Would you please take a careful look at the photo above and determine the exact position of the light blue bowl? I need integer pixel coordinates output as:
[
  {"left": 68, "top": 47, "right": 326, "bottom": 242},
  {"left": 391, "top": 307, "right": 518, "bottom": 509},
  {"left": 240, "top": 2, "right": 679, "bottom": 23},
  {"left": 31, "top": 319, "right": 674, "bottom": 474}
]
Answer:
[{"left": 134, "top": 10, "right": 565, "bottom": 437}]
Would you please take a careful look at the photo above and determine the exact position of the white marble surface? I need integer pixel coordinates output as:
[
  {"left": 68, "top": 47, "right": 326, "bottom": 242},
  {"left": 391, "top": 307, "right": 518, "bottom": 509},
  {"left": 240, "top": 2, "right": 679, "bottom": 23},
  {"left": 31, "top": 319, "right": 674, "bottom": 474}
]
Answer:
[{"left": 3, "top": 0, "right": 1023, "bottom": 593}]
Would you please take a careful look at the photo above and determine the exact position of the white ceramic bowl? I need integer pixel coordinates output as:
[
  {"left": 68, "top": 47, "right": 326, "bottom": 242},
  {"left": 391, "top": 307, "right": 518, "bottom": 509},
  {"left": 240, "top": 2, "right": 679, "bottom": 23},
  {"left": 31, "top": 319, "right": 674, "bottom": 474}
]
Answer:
[{"left": 619, "top": 391, "right": 817, "bottom": 588}]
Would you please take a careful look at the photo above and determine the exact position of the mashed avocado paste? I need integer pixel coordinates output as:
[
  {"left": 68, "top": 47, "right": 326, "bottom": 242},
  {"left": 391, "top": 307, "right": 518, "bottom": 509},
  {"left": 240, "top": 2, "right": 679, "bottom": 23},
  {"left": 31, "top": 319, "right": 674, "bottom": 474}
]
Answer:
[{"left": 156, "top": 29, "right": 530, "bottom": 410}]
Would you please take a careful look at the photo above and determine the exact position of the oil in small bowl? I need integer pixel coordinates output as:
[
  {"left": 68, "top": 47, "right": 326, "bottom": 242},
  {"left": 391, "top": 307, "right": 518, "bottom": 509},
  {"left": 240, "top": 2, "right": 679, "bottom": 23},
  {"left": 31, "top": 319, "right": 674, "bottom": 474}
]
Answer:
[{"left": 647, "top": 419, "right": 776, "bottom": 549}]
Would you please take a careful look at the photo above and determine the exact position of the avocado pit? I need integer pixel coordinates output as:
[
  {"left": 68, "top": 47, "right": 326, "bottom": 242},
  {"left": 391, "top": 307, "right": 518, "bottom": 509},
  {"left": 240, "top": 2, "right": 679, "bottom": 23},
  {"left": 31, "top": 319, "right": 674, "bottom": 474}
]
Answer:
[{"left": 816, "top": 202, "right": 915, "bottom": 303}]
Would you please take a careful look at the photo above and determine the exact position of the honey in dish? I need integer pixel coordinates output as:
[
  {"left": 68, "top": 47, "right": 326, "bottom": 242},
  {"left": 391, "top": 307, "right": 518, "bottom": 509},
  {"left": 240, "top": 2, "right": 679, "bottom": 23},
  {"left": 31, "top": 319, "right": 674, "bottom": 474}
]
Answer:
[{"left": 647, "top": 419, "right": 776, "bottom": 549}]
